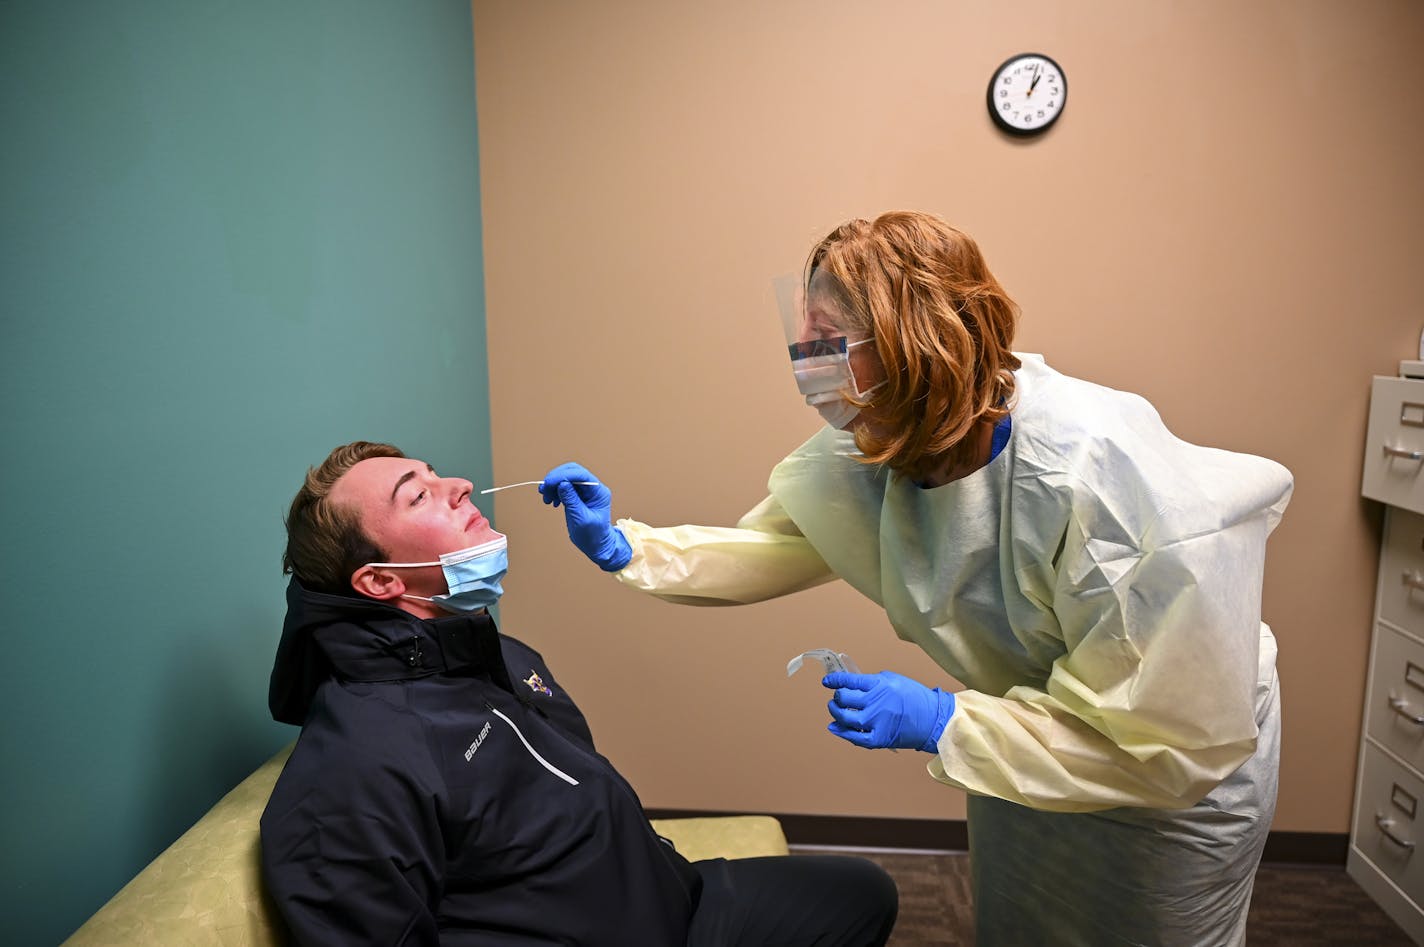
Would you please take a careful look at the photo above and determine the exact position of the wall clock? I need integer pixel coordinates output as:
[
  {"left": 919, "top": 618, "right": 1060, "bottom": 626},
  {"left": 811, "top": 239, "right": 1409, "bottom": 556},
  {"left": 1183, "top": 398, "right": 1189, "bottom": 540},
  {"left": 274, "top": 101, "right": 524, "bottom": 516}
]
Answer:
[{"left": 987, "top": 53, "right": 1067, "bottom": 136}]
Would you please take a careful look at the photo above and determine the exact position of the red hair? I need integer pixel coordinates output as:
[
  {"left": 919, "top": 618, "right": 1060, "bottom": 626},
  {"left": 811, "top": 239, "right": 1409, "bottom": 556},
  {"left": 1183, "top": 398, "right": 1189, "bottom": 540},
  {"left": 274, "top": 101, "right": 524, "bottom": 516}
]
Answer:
[{"left": 807, "top": 211, "right": 1021, "bottom": 480}]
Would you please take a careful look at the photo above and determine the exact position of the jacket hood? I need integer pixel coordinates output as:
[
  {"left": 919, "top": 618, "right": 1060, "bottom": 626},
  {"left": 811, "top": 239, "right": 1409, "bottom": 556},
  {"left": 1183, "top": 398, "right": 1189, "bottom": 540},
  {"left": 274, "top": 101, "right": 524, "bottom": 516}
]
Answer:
[{"left": 269, "top": 577, "right": 505, "bottom": 725}]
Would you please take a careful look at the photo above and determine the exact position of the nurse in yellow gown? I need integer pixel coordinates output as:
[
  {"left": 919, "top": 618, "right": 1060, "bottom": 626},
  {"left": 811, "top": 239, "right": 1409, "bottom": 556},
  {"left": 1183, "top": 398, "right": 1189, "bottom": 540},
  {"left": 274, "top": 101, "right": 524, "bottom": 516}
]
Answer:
[{"left": 542, "top": 211, "right": 1291, "bottom": 947}]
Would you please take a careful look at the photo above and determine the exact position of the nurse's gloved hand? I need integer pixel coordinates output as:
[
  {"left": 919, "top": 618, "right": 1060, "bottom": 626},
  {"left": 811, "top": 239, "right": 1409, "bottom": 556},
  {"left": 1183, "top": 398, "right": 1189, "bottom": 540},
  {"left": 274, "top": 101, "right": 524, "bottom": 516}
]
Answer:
[
  {"left": 539, "top": 462, "right": 633, "bottom": 572},
  {"left": 823, "top": 671, "right": 955, "bottom": 753}
]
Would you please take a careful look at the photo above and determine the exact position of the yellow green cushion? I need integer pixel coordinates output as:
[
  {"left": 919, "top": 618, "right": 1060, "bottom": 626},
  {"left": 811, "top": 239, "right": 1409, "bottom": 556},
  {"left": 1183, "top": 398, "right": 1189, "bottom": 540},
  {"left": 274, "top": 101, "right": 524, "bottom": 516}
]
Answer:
[{"left": 650, "top": 815, "right": 790, "bottom": 861}]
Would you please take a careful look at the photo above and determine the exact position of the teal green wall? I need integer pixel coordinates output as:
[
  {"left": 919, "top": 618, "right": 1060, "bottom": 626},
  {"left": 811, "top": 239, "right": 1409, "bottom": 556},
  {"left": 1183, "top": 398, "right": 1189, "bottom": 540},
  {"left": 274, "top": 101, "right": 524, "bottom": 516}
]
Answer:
[{"left": 0, "top": 3, "right": 491, "bottom": 943}]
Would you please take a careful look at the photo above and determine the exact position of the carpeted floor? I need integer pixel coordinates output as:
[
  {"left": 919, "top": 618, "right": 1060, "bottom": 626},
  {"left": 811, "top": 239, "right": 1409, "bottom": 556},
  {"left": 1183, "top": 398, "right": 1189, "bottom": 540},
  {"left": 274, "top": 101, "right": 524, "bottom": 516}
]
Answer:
[{"left": 791, "top": 847, "right": 1413, "bottom": 946}]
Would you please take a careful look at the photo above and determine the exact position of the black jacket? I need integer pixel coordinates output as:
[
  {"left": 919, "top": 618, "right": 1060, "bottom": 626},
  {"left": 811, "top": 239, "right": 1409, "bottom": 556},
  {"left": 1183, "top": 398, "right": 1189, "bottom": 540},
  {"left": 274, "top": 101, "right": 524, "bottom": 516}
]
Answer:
[{"left": 260, "top": 580, "right": 701, "bottom": 945}]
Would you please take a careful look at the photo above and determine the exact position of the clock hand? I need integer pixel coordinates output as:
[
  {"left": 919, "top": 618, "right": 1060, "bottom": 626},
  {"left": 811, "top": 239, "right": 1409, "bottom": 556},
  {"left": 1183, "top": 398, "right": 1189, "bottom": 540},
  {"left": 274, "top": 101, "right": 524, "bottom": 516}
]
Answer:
[{"left": 1028, "top": 64, "right": 1042, "bottom": 97}]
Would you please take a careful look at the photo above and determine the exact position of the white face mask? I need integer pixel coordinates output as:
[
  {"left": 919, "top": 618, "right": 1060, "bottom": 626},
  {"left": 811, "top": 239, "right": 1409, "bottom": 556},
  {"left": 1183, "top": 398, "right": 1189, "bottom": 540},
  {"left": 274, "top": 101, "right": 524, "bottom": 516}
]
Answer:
[
  {"left": 791, "top": 337, "right": 881, "bottom": 430},
  {"left": 804, "top": 389, "right": 864, "bottom": 429}
]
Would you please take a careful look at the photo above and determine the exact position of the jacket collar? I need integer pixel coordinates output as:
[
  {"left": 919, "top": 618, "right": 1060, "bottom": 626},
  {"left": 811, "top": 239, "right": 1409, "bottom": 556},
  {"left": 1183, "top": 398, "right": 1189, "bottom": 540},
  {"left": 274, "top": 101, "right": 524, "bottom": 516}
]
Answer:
[
  {"left": 312, "top": 608, "right": 508, "bottom": 683},
  {"left": 270, "top": 578, "right": 513, "bottom": 725}
]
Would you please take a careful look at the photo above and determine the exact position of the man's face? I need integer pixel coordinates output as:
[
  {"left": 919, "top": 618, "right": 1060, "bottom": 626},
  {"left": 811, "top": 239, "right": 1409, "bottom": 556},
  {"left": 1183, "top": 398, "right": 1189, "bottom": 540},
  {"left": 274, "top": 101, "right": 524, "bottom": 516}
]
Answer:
[{"left": 330, "top": 456, "right": 500, "bottom": 596}]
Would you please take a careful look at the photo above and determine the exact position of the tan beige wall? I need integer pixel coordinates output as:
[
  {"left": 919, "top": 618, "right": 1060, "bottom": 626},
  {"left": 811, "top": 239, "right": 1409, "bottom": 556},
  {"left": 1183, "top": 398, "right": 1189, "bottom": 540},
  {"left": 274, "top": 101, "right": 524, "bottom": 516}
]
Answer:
[{"left": 473, "top": 0, "right": 1422, "bottom": 831}]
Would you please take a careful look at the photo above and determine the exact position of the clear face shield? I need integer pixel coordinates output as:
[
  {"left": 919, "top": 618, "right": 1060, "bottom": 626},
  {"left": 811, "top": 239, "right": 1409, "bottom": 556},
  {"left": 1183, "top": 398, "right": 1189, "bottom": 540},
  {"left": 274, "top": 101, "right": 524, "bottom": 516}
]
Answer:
[{"left": 774, "top": 271, "right": 883, "bottom": 429}]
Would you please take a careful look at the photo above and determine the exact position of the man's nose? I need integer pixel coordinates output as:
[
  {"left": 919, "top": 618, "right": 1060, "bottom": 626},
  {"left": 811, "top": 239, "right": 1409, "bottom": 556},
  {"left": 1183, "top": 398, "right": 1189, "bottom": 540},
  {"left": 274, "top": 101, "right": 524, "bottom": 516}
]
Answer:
[{"left": 446, "top": 477, "right": 473, "bottom": 505}]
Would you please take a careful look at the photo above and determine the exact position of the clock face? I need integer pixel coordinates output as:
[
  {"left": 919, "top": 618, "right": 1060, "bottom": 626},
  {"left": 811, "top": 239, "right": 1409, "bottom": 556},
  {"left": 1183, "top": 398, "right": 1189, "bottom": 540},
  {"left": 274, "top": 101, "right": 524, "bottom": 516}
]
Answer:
[{"left": 988, "top": 53, "right": 1067, "bottom": 136}]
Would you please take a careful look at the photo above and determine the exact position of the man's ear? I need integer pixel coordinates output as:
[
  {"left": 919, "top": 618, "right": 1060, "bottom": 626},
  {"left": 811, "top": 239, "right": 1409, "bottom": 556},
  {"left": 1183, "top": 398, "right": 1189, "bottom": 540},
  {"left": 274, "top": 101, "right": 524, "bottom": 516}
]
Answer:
[{"left": 350, "top": 565, "right": 407, "bottom": 601}]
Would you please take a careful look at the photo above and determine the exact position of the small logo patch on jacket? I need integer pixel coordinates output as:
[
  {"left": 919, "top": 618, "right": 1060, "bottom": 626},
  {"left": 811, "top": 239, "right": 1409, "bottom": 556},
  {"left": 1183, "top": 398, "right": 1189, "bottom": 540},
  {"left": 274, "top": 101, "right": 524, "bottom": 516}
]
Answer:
[
  {"left": 464, "top": 721, "right": 492, "bottom": 762},
  {"left": 523, "top": 670, "right": 552, "bottom": 697}
]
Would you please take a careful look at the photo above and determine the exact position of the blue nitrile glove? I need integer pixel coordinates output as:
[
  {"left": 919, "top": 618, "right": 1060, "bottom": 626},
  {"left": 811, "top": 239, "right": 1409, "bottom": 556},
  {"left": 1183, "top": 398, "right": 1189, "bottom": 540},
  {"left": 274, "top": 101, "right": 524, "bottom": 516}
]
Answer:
[
  {"left": 823, "top": 671, "right": 955, "bottom": 752},
  {"left": 539, "top": 462, "right": 633, "bottom": 572}
]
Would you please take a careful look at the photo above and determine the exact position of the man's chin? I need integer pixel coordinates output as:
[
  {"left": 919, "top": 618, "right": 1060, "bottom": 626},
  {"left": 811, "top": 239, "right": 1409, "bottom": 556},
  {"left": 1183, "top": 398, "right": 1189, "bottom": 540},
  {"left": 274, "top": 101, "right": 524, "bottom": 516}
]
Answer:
[{"left": 466, "top": 527, "right": 504, "bottom": 546}]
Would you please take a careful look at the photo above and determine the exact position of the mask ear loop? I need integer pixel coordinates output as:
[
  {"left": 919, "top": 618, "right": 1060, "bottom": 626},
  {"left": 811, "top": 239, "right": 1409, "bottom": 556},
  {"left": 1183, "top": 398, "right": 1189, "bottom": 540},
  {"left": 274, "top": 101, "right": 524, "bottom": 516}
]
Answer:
[
  {"left": 845, "top": 338, "right": 885, "bottom": 399},
  {"left": 366, "top": 536, "right": 507, "bottom": 575},
  {"left": 356, "top": 558, "right": 438, "bottom": 600},
  {"left": 361, "top": 559, "right": 445, "bottom": 605}
]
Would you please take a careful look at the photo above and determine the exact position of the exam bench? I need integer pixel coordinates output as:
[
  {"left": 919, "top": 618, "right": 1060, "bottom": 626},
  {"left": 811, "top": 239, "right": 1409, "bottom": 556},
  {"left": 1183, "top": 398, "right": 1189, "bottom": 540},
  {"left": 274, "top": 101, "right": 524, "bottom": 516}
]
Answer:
[{"left": 63, "top": 743, "right": 791, "bottom": 945}]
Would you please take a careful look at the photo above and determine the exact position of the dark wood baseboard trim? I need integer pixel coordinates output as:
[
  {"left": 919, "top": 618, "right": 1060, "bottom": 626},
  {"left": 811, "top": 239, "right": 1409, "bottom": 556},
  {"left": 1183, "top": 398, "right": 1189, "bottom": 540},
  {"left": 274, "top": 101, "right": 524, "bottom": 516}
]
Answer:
[
  {"left": 1259, "top": 831, "right": 1349, "bottom": 866},
  {"left": 644, "top": 810, "right": 1348, "bottom": 867}
]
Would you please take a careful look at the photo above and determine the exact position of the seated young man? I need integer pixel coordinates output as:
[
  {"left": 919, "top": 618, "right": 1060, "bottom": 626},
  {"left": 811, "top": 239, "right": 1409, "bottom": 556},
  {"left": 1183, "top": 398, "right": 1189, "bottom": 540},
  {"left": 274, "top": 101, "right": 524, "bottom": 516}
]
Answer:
[{"left": 261, "top": 441, "right": 898, "bottom": 946}]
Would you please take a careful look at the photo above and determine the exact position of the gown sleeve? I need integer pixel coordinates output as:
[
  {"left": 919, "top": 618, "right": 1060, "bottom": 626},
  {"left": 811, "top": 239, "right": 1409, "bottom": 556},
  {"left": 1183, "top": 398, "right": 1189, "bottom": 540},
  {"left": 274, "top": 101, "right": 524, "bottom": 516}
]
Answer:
[
  {"left": 928, "top": 466, "right": 1290, "bottom": 813},
  {"left": 611, "top": 494, "right": 836, "bottom": 606}
]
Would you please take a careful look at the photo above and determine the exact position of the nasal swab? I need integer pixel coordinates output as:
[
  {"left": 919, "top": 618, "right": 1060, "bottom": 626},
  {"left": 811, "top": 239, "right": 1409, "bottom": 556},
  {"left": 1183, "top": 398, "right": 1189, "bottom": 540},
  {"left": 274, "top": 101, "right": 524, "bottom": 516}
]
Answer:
[{"left": 480, "top": 480, "right": 600, "bottom": 495}]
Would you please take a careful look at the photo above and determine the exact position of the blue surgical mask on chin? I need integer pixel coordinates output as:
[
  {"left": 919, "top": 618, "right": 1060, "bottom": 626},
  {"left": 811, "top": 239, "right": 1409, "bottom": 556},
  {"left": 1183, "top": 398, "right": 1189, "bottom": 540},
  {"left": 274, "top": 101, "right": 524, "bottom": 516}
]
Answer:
[{"left": 366, "top": 535, "right": 509, "bottom": 614}]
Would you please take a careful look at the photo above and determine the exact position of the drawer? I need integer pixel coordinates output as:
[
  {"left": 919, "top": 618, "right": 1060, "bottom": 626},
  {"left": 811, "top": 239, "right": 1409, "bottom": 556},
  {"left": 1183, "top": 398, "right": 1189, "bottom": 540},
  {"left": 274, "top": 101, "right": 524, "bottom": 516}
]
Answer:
[
  {"left": 1353, "top": 743, "right": 1424, "bottom": 903},
  {"left": 1362, "top": 376, "right": 1424, "bottom": 515},
  {"left": 1382, "top": 507, "right": 1424, "bottom": 634},
  {"left": 1367, "top": 623, "right": 1424, "bottom": 769}
]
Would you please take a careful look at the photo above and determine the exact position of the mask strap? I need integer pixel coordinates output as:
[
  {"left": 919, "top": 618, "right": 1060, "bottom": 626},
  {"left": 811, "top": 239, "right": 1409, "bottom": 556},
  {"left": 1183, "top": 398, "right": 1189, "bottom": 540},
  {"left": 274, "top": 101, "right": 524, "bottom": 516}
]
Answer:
[
  {"left": 364, "top": 562, "right": 443, "bottom": 603},
  {"left": 439, "top": 537, "right": 507, "bottom": 563},
  {"left": 845, "top": 338, "right": 880, "bottom": 397}
]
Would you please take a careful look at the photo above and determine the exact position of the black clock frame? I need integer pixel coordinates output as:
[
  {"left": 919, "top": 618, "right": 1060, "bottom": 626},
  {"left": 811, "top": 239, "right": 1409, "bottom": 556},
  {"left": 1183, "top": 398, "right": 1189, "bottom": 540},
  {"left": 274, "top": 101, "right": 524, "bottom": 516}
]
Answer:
[{"left": 987, "top": 52, "right": 1067, "bottom": 137}]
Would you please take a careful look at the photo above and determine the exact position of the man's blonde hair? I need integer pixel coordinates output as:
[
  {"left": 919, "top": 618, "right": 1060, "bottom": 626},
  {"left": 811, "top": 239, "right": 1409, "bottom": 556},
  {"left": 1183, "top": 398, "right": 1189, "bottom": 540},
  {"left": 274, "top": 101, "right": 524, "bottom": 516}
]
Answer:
[
  {"left": 807, "top": 211, "right": 1021, "bottom": 480},
  {"left": 282, "top": 441, "right": 405, "bottom": 593}
]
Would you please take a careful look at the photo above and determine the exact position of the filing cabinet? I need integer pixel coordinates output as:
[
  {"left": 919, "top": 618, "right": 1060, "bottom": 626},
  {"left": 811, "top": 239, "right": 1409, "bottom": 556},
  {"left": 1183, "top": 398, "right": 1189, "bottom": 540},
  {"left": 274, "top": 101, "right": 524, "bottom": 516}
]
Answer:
[{"left": 1351, "top": 372, "right": 1424, "bottom": 944}]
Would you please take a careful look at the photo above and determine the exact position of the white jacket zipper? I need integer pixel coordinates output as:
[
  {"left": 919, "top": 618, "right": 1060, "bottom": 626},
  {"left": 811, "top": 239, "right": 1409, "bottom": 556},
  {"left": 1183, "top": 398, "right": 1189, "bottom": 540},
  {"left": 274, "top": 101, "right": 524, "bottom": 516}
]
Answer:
[{"left": 488, "top": 706, "right": 579, "bottom": 786}]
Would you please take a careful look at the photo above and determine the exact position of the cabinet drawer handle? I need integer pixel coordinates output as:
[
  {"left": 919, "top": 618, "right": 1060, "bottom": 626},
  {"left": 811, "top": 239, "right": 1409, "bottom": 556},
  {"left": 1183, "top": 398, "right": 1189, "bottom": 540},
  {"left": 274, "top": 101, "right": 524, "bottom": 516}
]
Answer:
[
  {"left": 1385, "top": 445, "right": 1424, "bottom": 461},
  {"left": 1376, "top": 814, "right": 1417, "bottom": 850},
  {"left": 1405, "top": 573, "right": 1424, "bottom": 593},
  {"left": 1390, "top": 697, "right": 1424, "bottom": 725}
]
